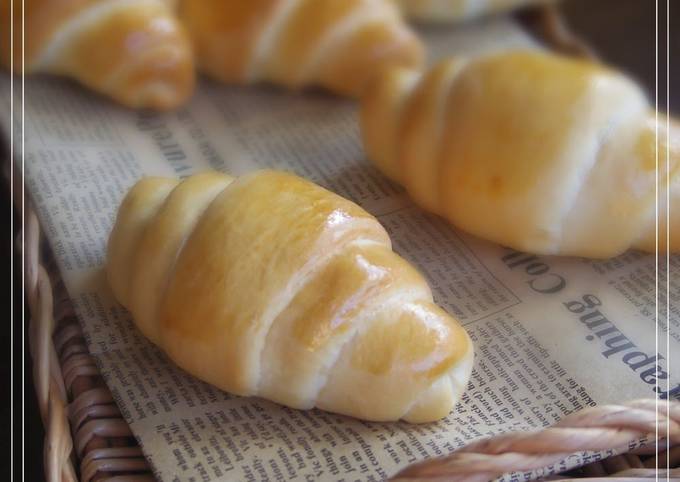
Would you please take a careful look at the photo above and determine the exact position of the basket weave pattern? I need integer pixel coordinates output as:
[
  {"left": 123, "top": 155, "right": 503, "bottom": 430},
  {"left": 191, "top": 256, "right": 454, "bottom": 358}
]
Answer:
[
  {"left": 23, "top": 201, "right": 154, "bottom": 482},
  {"left": 391, "top": 400, "right": 680, "bottom": 480}
]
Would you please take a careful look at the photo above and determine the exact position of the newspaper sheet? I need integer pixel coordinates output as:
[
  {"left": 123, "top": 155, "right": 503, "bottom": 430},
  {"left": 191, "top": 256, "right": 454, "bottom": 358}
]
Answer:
[{"left": 2, "top": 17, "right": 678, "bottom": 482}]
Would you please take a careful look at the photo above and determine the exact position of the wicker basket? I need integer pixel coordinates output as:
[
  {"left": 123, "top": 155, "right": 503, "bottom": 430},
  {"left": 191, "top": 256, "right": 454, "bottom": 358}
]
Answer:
[{"left": 13, "top": 4, "right": 680, "bottom": 481}]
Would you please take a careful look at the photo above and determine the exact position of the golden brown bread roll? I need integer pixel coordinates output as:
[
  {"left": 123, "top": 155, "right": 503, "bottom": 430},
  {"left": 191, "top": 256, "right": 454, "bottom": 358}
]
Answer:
[
  {"left": 107, "top": 170, "right": 473, "bottom": 422},
  {"left": 179, "top": 0, "right": 424, "bottom": 97},
  {"left": 0, "top": 0, "right": 195, "bottom": 110},
  {"left": 361, "top": 50, "right": 680, "bottom": 258},
  {"left": 394, "top": 0, "right": 553, "bottom": 23}
]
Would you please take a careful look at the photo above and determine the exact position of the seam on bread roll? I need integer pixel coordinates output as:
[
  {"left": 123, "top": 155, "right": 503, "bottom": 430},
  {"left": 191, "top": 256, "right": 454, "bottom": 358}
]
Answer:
[
  {"left": 309, "top": 270, "right": 429, "bottom": 412},
  {"left": 254, "top": 227, "right": 394, "bottom": 400},
  {"left": 556, "top": 93, "right": 649, "bottom": 253},
  {"left": 297, "top": 1, "right": 395, "bottom": 85},
  {"left": 246, "top": 0, "right": 304, "bottom": 82},
  {"left": 429, "top": 62, "right": 468, "bottom": 213},
  {"left": 402, "top": 59, "right": 468, "bottom": 214},
  {"left": 32, "top": 0, "right": 162, "bottom": 70},
  {"left": 130, "top": 174, "right": 234, "bottom": 344}
]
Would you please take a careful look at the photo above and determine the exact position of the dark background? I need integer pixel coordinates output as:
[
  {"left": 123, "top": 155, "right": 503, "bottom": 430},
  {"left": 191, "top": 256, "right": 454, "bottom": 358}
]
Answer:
[
  {"left": 561, "top": 0, "right": 678, "bottom": 114},
  {"left": 7, "top": 1, "right": 679, "bottom": 480}
]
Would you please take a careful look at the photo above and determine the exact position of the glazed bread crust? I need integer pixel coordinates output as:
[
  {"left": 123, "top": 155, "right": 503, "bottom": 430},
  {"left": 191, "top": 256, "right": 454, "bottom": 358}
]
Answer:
[
  {"left": 1, "top": 0, "right": 423, "bottom": 105},
  {"left": 179, "top": 0, "right": 424, "bottom": 97},
  {"left": 361, "top": 51, "right": 680, "bottom": 258},
  {"left": 107, "top": 171, "right": 473, "bottom": 423},
  {"left": 1, "top": 0, "right": 195, "bottom": 110}
]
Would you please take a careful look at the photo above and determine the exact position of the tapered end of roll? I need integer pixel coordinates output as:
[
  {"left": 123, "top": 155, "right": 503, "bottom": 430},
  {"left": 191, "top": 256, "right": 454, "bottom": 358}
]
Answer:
[
  {"left": 107, "top": 177, "right": 180, "bottom": 308},
  {"left": 115, "top": 48, "right": 196, "bottom": 111},
  {"left": 633, "top": 114, "right": 680, "bottom": 254},
  {"left": 27, "top": 1, "right": 196, "bottom": 111},
  {"left": 402, "top": 341, "right": 474, "bottom": 423},
  {"left": 360, "top": 67, "right": 420, "bottom": 183}
]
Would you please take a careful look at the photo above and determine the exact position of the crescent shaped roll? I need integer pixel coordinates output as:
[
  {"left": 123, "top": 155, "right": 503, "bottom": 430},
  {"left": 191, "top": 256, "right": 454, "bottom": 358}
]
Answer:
[
  {"left": 178, "top": 0, "right": 424, "bottom": 97},
  {"left": 361, "top": 50, "right": 680, "bottom": 258},
  {"left": 1, "top": 0, "right": 195, "bottom": 110},
  {"left": 107, "top": 170, "right": 474, "bottom": 422}
]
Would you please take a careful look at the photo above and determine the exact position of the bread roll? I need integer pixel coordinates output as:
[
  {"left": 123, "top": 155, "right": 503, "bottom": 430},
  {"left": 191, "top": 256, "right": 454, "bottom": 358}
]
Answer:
[
  {"left": 0, "top": 0, "right": 195, "bottom": 110},
  {"left": 107, "top": 170, "right": 473, "bottom": 422},
  {"left": 179, "top": 0, "right": 424, "bottom": 97},
  {"left": 361, "top": 51, "right": 679, "bottom": 258}
]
